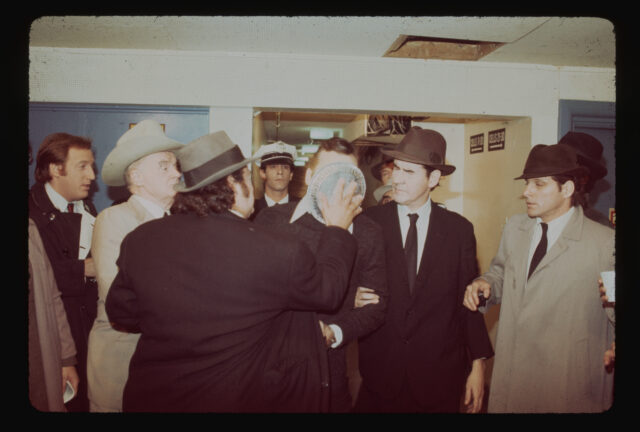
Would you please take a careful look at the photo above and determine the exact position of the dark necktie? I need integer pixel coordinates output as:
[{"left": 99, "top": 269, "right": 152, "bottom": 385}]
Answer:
[
  {"left": 405, "top": 213, "right": 419, "bottom": 294},
  {"left": 528, "top": 222, "right": 548, "bottom": 279},
  {"left": 67, "top": 203, "right": 75, "bottom": 213}
]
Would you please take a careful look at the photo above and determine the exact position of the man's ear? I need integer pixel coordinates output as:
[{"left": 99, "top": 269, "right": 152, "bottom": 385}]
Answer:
[
  {"left": 49, "top": 163, "right": 64, "bottom": 178},
  {"left": 561, "top": 179, "right": 575, "bottom": 198},
  {"left": 259, "top": 167, "right": 267, "bottom": 181},
  {"left": 427, "top": 169, "right": 442, "bottom": 189}
]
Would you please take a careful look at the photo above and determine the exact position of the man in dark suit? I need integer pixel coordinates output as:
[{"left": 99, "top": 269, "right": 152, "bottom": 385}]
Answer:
[
  {"left": 105, "top": 130, "right": 364, "bottom": 413},
  {"left": 255, "top": 137, "right": 387, "bottom": 412},
  {"left": 251, "top": 141, "right": 298, "bottom": 219},
  {"left": 28, "top": 132, "right": 99, "bottom": 412},
  {"left": 354, "top": 126, "right": 494, "bottom": 413}
]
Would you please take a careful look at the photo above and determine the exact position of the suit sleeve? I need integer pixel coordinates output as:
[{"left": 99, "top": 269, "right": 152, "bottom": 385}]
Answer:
[
  {"left": 460, "top": 221, "right": 494, "bottom": 360},
  {"left": 104, "top": 234, "right": 141, "bottom": 333},
  {"left": 325, "top": 220, "right": 387, "bottom": 345},
  {"left": 284, "top": 226, "right": 358, "bottom": 312}
]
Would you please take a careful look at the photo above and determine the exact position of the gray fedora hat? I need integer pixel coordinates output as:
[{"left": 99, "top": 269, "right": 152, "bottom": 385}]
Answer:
[
  {"left": 381, "top": 126, "right": 456, "bottom": 175},
  {"left": 175, "top": 131, "right": 257, "bottom": 193},
  {"left": 102, "top": 119, "right": 183, "bottom": 186}
]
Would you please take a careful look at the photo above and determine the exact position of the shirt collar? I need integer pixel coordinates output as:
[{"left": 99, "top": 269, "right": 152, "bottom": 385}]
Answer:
[
  {"left": 45, "top": 182, "right": 76, "bottom": 212},
  {"left": 265, "top": 193, "right": 289, "bottom": 207},
  {"left": 397, "top": 197, "right": 432, "bottom": 221},
  {"left": 536, "top": 206, "right": 574, "bottom": 230},
  {"left": 131, "top": 194, "right": 168, "bottom": 219}
]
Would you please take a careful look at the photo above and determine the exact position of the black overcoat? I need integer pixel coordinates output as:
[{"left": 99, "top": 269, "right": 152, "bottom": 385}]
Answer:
[
  {"left": 106, "top": 211, "right": 357, "bottom": 413},
  {"left": 255, "top": 203, "right": 387, "bottom": 412}
]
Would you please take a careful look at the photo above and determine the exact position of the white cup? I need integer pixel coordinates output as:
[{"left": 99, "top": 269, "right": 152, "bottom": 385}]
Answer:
[{"left": 600, "top": 271, "right": 615, "bottom": 302}]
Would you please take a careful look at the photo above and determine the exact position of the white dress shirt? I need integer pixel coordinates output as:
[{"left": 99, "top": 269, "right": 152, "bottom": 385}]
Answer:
[
  {"left": 526, "top": 206, "right": 575, "bottom": 279},
  {"left": 396, "top": 198, "right": 432, "bottom": 273},
  {"left": 45, "top": 182, "right": 95, "bottom": 259}
]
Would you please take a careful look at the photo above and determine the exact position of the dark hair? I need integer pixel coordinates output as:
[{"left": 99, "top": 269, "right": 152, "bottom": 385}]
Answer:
[
  {"left": 171, "top": 168, "right": 245, "bottom": 217},
  {"left": 552, "top": 174, "right": 587, "bottom": 207},
  {"left": 307, "top": 137, "right": 356, "bottom": 171},
  {"left": 34, "top": 133, "right": 93, "bottom": 183}
]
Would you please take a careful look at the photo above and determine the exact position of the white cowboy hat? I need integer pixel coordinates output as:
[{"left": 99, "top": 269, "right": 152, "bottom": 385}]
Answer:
[
  {"left": 175, "top": 131, "right": 258, "bottom": 193},
  {"left": 102, "top": 119, "right": 183, "bottom": 186}
]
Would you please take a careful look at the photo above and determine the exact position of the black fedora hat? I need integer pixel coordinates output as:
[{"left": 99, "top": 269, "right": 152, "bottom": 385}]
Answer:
[
  {"left": 515, "top": 144, "right": 589, "bottom": 180},
  {"left": 381, "top": 126, "right": 456, "bottom": 175},
  {"left": 557, "top": 132, "right": 607, "bottom": 180}
]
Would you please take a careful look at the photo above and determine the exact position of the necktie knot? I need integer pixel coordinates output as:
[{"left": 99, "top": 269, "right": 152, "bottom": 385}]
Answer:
[
  {"left": 67, "top": 203, "right": 75, "bottom": 213},
  {"left": 408, "top": 213, "right": 419, "bottom": 224}
]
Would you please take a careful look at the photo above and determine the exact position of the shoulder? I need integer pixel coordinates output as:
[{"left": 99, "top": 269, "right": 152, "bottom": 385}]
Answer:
[
  {"left": 431, "top": 202, "right": 474, "bottom": 231},
  {"left": 363, "top": 201, "right": 394, "bottom": 223},
  {"left": 254, "top": 201, "right": 296, "bottom": 226}
]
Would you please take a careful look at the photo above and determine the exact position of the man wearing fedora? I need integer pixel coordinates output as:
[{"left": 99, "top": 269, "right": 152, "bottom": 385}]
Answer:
[
  {"left": 463, "top": 144, "right": 615, "bottom": 412},
  {"left": 557, "top": 131, "right": 612, "bottom": 227},
  {"left": 28, "top": 132, "right": 99, "bottom": 412},
  {"left": 105, "top": 130, "right": 364, "bottom": 412},
  {"left": 254, "top": 137, "right": 387, "bottom": 412},
  {"left": 354, "top": 126, "right": 493, "bottom": 413},
  {"left": 251, "top": 141, "right": 299, "bottom": 219},
  {"left": 86, "top": 119, "right": 183, "bottom": 412}
]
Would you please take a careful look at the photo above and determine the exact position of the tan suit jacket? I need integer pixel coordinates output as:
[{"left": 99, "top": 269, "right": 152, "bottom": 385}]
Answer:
[
  {"left": 86, "top": 196, "right": 158, "bottom": 411},
  {"left": 481, "top": 206, "right": 615, "bottom": 413}
]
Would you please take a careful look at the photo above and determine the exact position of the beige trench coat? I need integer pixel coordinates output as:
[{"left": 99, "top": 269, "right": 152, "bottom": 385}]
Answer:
[
  {"left": 481, "top": 206, "right": 614, "bottom": 413},
  {"left": 86, "top": 196, "right": 158, "bottom": 411}
]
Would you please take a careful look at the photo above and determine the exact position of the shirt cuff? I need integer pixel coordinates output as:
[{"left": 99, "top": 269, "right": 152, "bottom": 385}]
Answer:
[{"left": 329, "top": 324, "right": 343, "bottom": 348}]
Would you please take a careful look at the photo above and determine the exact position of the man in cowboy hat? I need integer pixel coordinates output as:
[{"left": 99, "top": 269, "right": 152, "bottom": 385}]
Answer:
[
  {"left": 463, "top": 144, "right": 615, "bottom": 413},
  {"left": 254, "top": 137, "right": 387, "bottom": 412},
  {"left": 251, "top": 141, "right": 298, "bottom": 219},
  {"left": 557, "top": 131, "right": 612, "bottom": 226},
  {"left": 86, "top": 119, "right": 183, "bottom": 412},
  {"left": 105, "top": 130, "right": 363, "bottom": 412},
  {"left": 353, "top": 126, "right": 493, "bottom": 413},
  {"left": 28, "top": 132, "right": 99, "bottom": 412}
]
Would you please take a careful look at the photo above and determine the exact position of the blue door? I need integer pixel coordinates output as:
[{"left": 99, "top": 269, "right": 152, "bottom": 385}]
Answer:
[{"left": 29, "top": 103, "right": 210, "bottom": 213}]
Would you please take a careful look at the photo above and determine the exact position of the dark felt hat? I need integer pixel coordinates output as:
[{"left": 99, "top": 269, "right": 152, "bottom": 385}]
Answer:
[
  {"left": 381, "top": 126, "right": 456, "bottom": 175},
  {"left": 558, "top": 132, "right": 607, "bottom": 180},
  {"left": 514, "top": 144, "right": 589, "bottom": 180}
]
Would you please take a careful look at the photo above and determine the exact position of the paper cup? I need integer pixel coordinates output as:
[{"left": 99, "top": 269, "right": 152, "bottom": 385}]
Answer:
[{"left": 600, "top": 271, "right": 615, "bottom": 302}]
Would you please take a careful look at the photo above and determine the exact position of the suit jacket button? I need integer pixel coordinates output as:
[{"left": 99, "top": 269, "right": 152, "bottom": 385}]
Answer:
[{"left": 321, "top": 381, "right": 329, "bottom": 388}]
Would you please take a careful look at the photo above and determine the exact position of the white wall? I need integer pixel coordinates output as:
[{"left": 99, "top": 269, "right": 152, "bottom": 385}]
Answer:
[{"left": 29, "top": 47, "right": 615, "bottom": 151}]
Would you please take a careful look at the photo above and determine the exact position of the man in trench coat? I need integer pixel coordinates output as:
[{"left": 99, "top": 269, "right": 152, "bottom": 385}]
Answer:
[
  {"left": 464, "top": 143, "right": 615, "bottom": 413},
  {"left": 105, "top": 131, "right": 363, "bottom": 412}
]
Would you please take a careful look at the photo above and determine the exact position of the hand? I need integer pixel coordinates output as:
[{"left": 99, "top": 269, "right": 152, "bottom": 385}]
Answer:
[
  {"left": 318, "top": 178, "right": 363, "bottom": 230},
  {"left": 463, "top": 278, "right": 491, "bottom": 311},
  {"left": 84, "top": 257, "right": 96, "bottom": 278},
  {"left": 604, "top": 341, "right": 615, "bottom": 372},
  {"left": 464, "top": 359, "right": 486, "bottom": 413},
  {"left": 61, "top": 366, "right": 79, "bottom": 398},
  {"left": 354, "top": 286, "right": 380, "bottom": 308},
  {"left": 598, "top": 278, "right": 614, "bottom": 306},
  {"left": 319, "top": 320, "right": 336, "bottom": 348}
]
